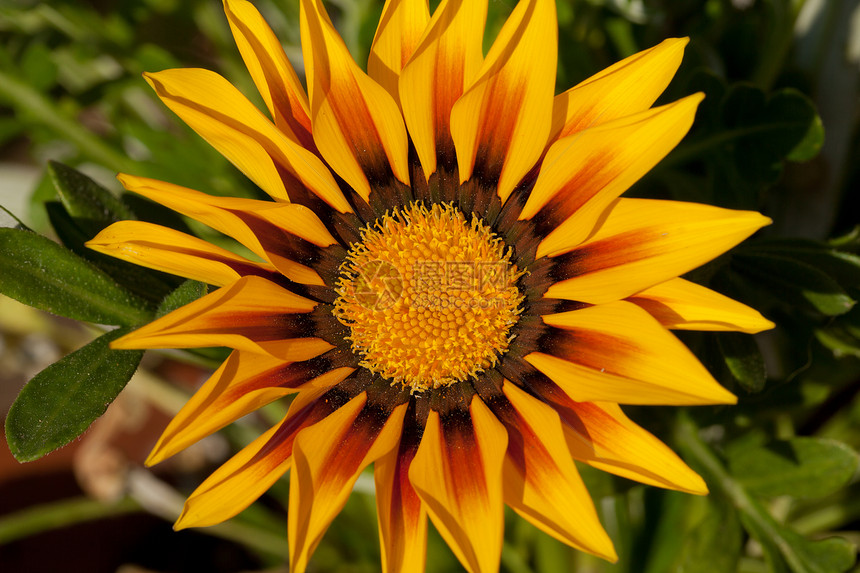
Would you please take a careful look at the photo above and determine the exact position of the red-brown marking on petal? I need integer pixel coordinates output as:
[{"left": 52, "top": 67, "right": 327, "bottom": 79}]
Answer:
[
  {"left": 225, "top": 5, "right": 316, "bottom": 151},
  {"left": 531, "top": 152, "right": 615, "bottom": 233},
  {"left": 549, "top": 228, "right": 663, "bottom": 279},
  {"left": 472, "top": 78, "right": 526, "bottom": 183}
]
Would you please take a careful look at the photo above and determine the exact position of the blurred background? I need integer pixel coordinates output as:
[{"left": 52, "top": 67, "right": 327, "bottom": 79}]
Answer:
[{"left": 1, "top": 0, "right": 859, "bottom": 572}]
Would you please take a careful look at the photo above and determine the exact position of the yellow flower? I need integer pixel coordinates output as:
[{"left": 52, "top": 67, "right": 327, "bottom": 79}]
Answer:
[{"left": 88, "top": 0, "right": 774, "bottom": 571}]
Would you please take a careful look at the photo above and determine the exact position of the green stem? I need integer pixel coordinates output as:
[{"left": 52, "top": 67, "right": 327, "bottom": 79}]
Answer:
[
  {"left": 0, "top": 497, "right": 140, "bottom": 544},
  {"left": 791, "top": 495, "right": 860, "bottom": 536},
  {"left": 0, "top": 69, "right": 134, "bottom": 173},
  {"left": 674, "top": 412, "right": 807, "bottom": 573}
]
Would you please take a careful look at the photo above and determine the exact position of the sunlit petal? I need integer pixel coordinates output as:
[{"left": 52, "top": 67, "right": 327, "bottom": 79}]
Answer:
[
  {"left": 300, "top": 0, "right": 410, "bottom": 200},
  {"left": 450, "top": 0, "right": 556, "bottom": 202},
  {"left": 527, "top": 301, "right": 737, "bottom": 405},
  {"left": 543, "top": 198, "right": 772, "bottom": 303},
  {"left": 628, "top": 277, "right": 775, "bottom": 333},
  {"left": 409, "top": 396, "right": 507, "bottom": 573},
  {"left": 224, "top": 0, "right": 315, "bottom": 150}
]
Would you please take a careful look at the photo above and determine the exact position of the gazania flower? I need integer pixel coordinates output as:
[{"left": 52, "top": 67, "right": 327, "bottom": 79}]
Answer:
[{"left": 88, "top": 0, "right": 774, "bottom": 571}]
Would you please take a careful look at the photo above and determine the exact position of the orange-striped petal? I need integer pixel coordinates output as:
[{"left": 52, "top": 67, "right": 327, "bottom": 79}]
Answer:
[
  {"left": 118, "top": 174, "right": 338, "bottom": 286},
  {"left": 375, "top": 421, "right": 427, "bottom": 573},
  {"left": 500, "top": 382, "right": 616, "bottom": 560},
  {"left": 87, "top": 220, "right": 279, "bottom": 287},
  {"left": 146, "top": 348, "right": 345, "bottom": 466},
  {"left": 174, "top": 391, "right": 336, "bottom": 529},
  {"left": 143, "top": 68, "right": 348, "bottom": 210},
  {"left": 527, "top": 301, "right": 736, "bottom": 405},
  {"left": 551, "top": 37, "right": 689, "bottom": 140},
  {"left": 449, "top": 0, "right": 556, "bottom": 202},
  {"left": 111, "top": 276, "right": 317, "bottom": 355},
  {"left": 224, "top": 0, "right": 315, "bottom": 150},
  {"left": 409, "top": 395, "right": 507, "bottom": 573},
  {"left": 368, "top": 0, "right": 430, "bottom": 102},
  {"left": 289, "top": 397, "right": 407, "bottom": 573},
  {"left": 399, "top": 0, "right": 487, "bottom": 178},
  {"left": 543, "top": 198, "right": 772, "bottom": 303},
  {"left": 524, "top": 94, "right": 703, "bottom": 252},
  {"left": 561, "top": 398, "right": 706, "bottom": 494},
  {"left": 300, "top": 0, "right": 409, "bottom": 200},
  {"left": 628, "top": 277, "right": 775, "bottom": 333}
]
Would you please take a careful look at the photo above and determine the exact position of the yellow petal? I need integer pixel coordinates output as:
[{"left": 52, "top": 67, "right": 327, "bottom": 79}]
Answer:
[
  {"left": 146, "top": 348, "right": 344, "bottom": 466},
  {"left": 87, "top": 220, "right": 278, "bottom": 287},
  {"left": 560, "top": 399, "right": 707, "bottom": 494},
  {"left": 223, "top": 0, "right": 315, "bottom": 150},
  {"left": 628, "top": 277, "right": 775, "bottom": 333},
  {"left": 289, "top": 397, "right": 407, "bottom": 573},
  {"left": 300, "top": 0, "right": 410, "bottom": 200},
  {"left": 524, "top": 94, "right": 703, "bottom": 251},
  {"left": 501, "top": 382, "right": 617, "bottom": 561},
  {"left": 543, "top": 198, "right": 772, "bottom": 303},
  {"left": 111, "top": 276, "right": 317, "bottom": 355},
  {"left": 368, "top": 0, "right": 430, "bottom": 102},
  {"left": 409, "top": 396, "right": 507, "bottom": 573},
  {"left": 527, "top": 301, "right": 737, "bottom": 405},
  {"left": 144, "top": 68, "right": 349, "bottom": 211},
  {"left": 449, "top": 0, "right": 556, "bottom": 202},
  {"left": 399, "top": 0, "right": 487, "bottom": 178},
  {"left": 375, "top": 432, "right": 428, "bottom": 573},
  {"left": 118, "top": 174, "right": 338, "bottom": 285},
  {"left": 552, "top": 37, "right": 689, "bottom": 140},
  {"left": 175, "top": 391, "right": 336, "bottom": 529}
]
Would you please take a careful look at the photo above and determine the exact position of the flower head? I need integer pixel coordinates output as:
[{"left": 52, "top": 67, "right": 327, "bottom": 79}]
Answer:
[{"left": 88, "top": 0, "right": 773, "bottom": 571}]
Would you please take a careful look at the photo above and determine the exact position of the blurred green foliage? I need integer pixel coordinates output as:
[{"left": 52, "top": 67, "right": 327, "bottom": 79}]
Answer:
[{"left": 1, "top": 0, "right": 859, "bottom": 572}]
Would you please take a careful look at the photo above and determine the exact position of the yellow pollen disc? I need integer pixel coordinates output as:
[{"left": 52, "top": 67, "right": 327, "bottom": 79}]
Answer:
[{"left": 333, "top": 202, "right": 525, "bottom": 392}]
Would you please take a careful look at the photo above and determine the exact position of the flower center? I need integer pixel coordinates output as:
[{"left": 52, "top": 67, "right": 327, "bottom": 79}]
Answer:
[{"left": 333, "top": 202, "right": 524, "bottom": 392}]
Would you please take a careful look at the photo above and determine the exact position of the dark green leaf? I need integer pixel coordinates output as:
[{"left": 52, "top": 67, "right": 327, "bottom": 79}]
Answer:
[
  {"left": 157, "top": 279, "right": 207, "bottom": 317},
  {"left": 742, "top": 239, "right": 860, "bottom": 289},
  {"left": 729, "top": 438, "right": 860, "bottom": 499},
  {"left": 814, "top": 308, "right": 860, "bottom": 358},
  {"left": 45, "top": 201, "right": 180, "bottom": 302},
  {"left": 48, "top": 161, "right": 135, "bottom": 235},
  {"left": 5, "top": 328, "right": 144, "bottom": 462},
  {"left": 733, "top": 252, "right": 855, "bottom": 316},
  {"left": 722, "top": 86, "right": 821, "bottom": 183},
  {"left": 717, "top": 332, "right": 766, "bottom": 393},
  {"left": 0, "top": 227, "right": 153, "bottom": 326}
]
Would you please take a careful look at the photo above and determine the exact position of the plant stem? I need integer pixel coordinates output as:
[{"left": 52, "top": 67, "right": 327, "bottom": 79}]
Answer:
[
  {"left": 0, "top": 69, "right": 134, "bottom": 173},
  {"left": 0, "top": 497, "right": 140, "bottom": 545}
]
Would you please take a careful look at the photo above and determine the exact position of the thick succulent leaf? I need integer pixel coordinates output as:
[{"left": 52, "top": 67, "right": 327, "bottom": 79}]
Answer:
[
  {"left": 0, "top": 227, "right": 154, "bottom": 326},
  {"left": 4, "top": 328, "right": 144, "bottom": 462}
]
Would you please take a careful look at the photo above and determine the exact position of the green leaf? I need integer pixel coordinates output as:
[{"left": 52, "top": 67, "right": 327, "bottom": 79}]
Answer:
[
  {"left": 5, "top": 328, "right": 144, "bottom": 462},
  {"left": 45, "top": 201, "right": 180, "bottom": 303},
  {"left": 742, "top": 510, "right": 856, "bottom": 573},
  {"left": 729, "top": 438, "right": 860, "bottom": 499},
  {"left": 733, "top": 252, "right": 855, "bottom": 316},
  {"left": 718, "top": 332, "right": 766, "bottom": 393},
  {"left": 0, "top": 227, "right": 153, "bottom": 326},
  {"left": 157, "top": 279, "right": 207, "bottom": 317},
  {"left": 676, "top": 502, "right": 742, "bottom": 573},
  {"left": 787, "top": 114, "right": 825, "bottom": 162},
  {"left": 48, "top": 161, "right": 135, "bottom": 234},
  {"left": 742, "top": 239, "right": 860, "bottom": 290},
  {"left": 722, "top": 86, "right": 822, "bottom": 183},
  {"left": 20, "top": 41, "right": 57, "bottom": 92}
]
